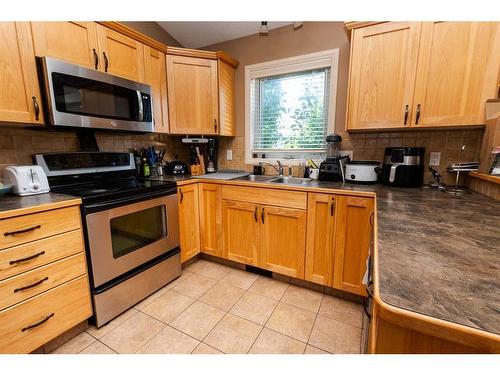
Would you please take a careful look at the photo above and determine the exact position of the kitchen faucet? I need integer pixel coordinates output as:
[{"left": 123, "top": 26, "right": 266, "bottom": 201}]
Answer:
[{"left": 259, "top": 161, "right": 284, "bottom": 176}]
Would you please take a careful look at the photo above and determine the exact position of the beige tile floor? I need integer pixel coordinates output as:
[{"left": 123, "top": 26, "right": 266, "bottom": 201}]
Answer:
[{"left": 50, "top": 259, "right": 364, "bottom": 354}]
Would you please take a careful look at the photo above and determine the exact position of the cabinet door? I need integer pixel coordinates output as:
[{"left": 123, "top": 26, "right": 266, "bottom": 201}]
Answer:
[
  {"left": 178, "top": 184, "right": 200, "bottom": 263},
  {"left": 0, "top": 22, "right": 44, "bottom": 125},
  {"left": 31, "top": 21, "right": 99, "bottom": 69},
  {"left": 222, "top": 200, "right": 259, "bottom": 265},
  {"left": 166, "top": 55, "right": 219, "bottom": 135},
  {"left": 218, "top": 60, "right": 236, "bottom": 136},
  {"left": 260, "top": 206, "right": 307, "bottom": 278},
  {"left": 97, "top": 25, "right": 145, "bottom": 82},
  {"left": 305, "top": 193, "right": 336, "bottom": 286},
  {"left": 143, "top": 46, "right": 169, "bottom": 133},
  {"left": 412, "top": 22, "right": 500, "bottom": 127},
  {"left": 333, "top": 196, "right": 374, "bottom": 296},
  {"left": 347, "top": 22, "right": 421, "bottom": 130},
  {"left": 199, "top": 183, "right": 222, "bottom": 257}
]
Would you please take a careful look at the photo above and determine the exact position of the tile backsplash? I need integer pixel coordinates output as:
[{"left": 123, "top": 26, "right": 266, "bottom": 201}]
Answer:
[
  {"left": 0, "top": 126, "right": 189, "bottom": 170},
  {"left": 218, "top": 128, "right": 484, "bottom": 185}
]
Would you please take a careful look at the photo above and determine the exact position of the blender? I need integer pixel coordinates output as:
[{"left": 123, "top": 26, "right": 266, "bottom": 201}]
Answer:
[{"left": 318, "top": 133, "right": 349, "bottom": 182}]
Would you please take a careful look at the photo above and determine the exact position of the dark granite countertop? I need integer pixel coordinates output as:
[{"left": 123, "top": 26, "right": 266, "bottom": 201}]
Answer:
[
  {"left": 155, "top": 175, "right": 500, "bottom": 336},
  {"left": 0, "top": 192, "right": 81, "bottom": 219}
]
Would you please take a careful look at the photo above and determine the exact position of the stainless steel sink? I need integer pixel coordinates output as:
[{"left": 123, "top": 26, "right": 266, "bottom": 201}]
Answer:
[
  {"left": 269, "top": 176, "right": 313, "bottom": 185},
  {"left": 233, "top": 175, "right": 276, "bottom": 182}
]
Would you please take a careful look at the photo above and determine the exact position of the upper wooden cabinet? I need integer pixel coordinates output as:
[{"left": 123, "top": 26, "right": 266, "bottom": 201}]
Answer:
[
  {"left": 198, "top": 183, "right": 222, "bottom": 257},
  {"left": 0, "top": 22, "right": 44, "bottom": 125},
  {"left": 218, "top": 60, "right": 236, "bottom": 136},
  {"left": 178, "top": 184, "right": 200, "bottom": 263},
  {"left": 166, "top": 55, "right": 220, "bottom": 135},
  {"left": 96, "top": 25, "right": 145, "bottom": 82},
  {"left": 143, "top": 46, "right": 169, "bottom": 133},
  {"left": 347, "top": 21, "right": 500, "bottom": 130},
  {"left": 31, "top": 22, "right": 99, "bottom": 69},
  {"left": 412, "top": 22, "right": 500, "bottom": 127},
  {"left": 332, "top": 196, "right": 374, "bottom": 296},
  {"left": 347, "top": 22, "right": 421, "bottom": 130}
]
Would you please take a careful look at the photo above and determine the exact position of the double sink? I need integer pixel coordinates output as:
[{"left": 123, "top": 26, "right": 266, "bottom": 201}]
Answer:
[{"left": 234, "top": 175, "right": 313, "bottom": 186}]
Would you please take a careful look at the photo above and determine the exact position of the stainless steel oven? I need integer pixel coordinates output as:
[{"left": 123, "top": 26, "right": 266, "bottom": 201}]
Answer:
[
  {"left": 85, "top": 194, "right": 179, "bottom": 288},
  {"left": 39, "top": 56, "right": 154, "bottom": 132}
]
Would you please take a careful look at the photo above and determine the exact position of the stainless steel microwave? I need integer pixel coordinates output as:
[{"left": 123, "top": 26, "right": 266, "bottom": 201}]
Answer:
[{"left": 39, "top": 56, "right": 154, "bottom": 132}]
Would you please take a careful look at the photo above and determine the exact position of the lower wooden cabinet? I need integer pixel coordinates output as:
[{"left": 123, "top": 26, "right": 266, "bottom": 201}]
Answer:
[
  {"left": 305, "top": 193, "right": 374, "bottom": 296},
  {"left": 260, "top": 206, "right": 306, "bottom": 278},
  {"left": 332, "top": 195, "right": 374, "bottom": 296},
  {"left": 222, "top": 200, "right": 259, "bottom": 265},
  {"left": 178, "top": 184, "right": 200, "bottom": 263},
  {"left": 198, "top": 183, "right": 222, "bottom": 257},
  {"left": 305, "top": 193, "right": 337, "bottom": 285}
]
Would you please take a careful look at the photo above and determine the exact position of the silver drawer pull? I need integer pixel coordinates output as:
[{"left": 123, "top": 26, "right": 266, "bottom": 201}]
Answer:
[
  {"left": 14, "top": 277, "right": 49, "bottom": 293},
  {"left": 21, "top": 313, "right": 55, "bottom": 332},
  {"left": 9, "top": 251, "right": 45, "bottom": 265}
]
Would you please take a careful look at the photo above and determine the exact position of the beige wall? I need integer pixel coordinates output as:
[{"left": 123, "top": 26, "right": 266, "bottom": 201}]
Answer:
[
  {"left": 202, "top": 22, "right": 484, "bottom": 185},
  {"left": 122, "top": 21, "right": 182, "bottom": 47}
]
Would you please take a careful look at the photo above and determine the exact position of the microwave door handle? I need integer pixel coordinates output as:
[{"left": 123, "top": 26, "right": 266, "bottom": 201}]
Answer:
[{"left": 136, "top": 91, "right": 144, "bottom": 122}]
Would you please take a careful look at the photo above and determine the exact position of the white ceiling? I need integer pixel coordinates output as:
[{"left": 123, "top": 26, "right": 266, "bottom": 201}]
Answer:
[{"left": 157, "top": 22, "right": 292, "bottom": 48}]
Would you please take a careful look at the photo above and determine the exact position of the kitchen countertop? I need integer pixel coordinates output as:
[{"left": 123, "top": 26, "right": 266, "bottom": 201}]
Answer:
[
  {"left": 0, "top": 192, "right": 82, "bottom": 219},
  {"left": 153, "top": 174, "right": 500, "bottom": 337}
]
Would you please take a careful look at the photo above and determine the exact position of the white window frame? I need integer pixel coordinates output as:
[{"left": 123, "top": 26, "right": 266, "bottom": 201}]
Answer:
[{"left": 245, "top": 48, "right": 339, "bottom": 166}]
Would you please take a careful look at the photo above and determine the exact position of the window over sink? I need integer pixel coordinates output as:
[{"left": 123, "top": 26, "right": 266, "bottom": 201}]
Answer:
[{"left": 245, "top": 49, "right": 339, "bottom": 164}]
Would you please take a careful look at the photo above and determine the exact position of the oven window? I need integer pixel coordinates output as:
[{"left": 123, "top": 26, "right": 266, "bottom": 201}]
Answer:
[
  {"left": 110, "top": 205, "right": 167, "bottom": 258},
  {"left": 52, "top": 72, "right": 139, "bottom": 121}
]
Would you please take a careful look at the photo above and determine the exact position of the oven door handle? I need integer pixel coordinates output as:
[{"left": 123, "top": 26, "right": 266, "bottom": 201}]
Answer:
[{"left": 84, "top": 188, "right": 177, "bottom": 212}]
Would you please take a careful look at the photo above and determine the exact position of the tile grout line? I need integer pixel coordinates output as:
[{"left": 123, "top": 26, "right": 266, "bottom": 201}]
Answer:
[
  {"left": 247, "top": 280, "right": 290, "bottom": 354},
  {"left": 305, "top": 294, "right": 323, "bottom": 353}
]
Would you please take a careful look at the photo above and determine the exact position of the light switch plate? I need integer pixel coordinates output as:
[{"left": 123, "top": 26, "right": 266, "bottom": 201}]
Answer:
[
  {"left": 339, "top": 150, "right": 354, "bottom": 159},
  {"left": 226, "top": 149, "right": 233, "bottom": 161},
  {"left": 429, "top": 152, "right": 441, "bottom": 166}
]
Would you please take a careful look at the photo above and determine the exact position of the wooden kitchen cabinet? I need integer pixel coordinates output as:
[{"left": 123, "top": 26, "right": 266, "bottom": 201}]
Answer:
[
  {"left": 143, "top": 46, "right": 169, "bottom": 133},
  {"left": 411, "top": 22, "right": 500, "bottom": 127},
  {"left": 178, "top": 184, "right": 200, "bottom": 263},
  {"left": 96, "top": 25, "right": 145, "bottom": 82},
  {"left": 31, "top": 21, "right": 100, "bottom": 69},
  {"left": 198, "top": 183, "right": 222, "bottom": 257},
  {"left": 260, "top": 206, "right": 306, "bottom": 278},
  {"left": 218, "top": 59, "right": 236, "bottom": 136},
  {"left": 0, "top": 22, "right": 44, "bottom": 125},
  {"left": 332, "top": 195, "right": 374, "bottom": 296},
  {"left": 305, "top": 193, "right": 337, "bottom": 285},
  {"left": 222, "top": 200, "right": 259, "bottom": 266},
  {"left": 166, "top": 55, "right": 219, "bottom": 135},
  {"left": 346, "top": 21, "right": 500, "bottom": 130},
  {"left": 347, "top": 22, "right": 421, "bottom": 130}
]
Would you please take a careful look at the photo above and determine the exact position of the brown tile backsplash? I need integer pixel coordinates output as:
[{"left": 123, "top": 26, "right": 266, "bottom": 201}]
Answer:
[
  {"left": 217, "top": 128, "right": 485, "bottom": 185},
  {"left": 0, "top": 126, "right": 189, "bottom": 171}
]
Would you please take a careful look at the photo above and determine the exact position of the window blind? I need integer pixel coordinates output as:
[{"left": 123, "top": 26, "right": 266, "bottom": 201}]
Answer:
[{"left": 250, "top": 68, "right": 330, "bottom": 157}]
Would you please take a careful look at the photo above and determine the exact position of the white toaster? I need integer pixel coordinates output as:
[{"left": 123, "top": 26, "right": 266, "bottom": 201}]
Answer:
[{"left": 3, "top": 166, "right": 50, "bottom": 196}]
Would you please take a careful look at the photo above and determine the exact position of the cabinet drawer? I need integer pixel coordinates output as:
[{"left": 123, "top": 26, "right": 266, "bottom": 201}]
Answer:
[
  {"left": 0, "top": 229, "right": 84, "bottom": 281},
  {"left": 0, "top": 206, "right": 81, "bottom": 250},
  {"left": 0, "top": 252, "right": 87, "bottom": 310},
  {"left": 222, "top": 186, "right": 307, "bottom": 209},
  {"left": 0, "top": 276, "right": 92, "bottom": 354}
]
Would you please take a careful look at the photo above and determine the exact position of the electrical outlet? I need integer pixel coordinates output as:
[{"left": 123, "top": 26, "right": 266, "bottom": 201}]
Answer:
[
  {"left": 429, "top": 152, "right": 441, "bottom": 166},
  {"left": 226, "top": 149, "right": 233, "bottom": 161},
  {"left": 339, "top": 150, "right": 354, "bottom": 159}
]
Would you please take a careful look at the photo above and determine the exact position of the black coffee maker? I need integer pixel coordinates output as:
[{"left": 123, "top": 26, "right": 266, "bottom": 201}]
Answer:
[{"left": 380, "top": 147, "right": 425, "bottom": 187}]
